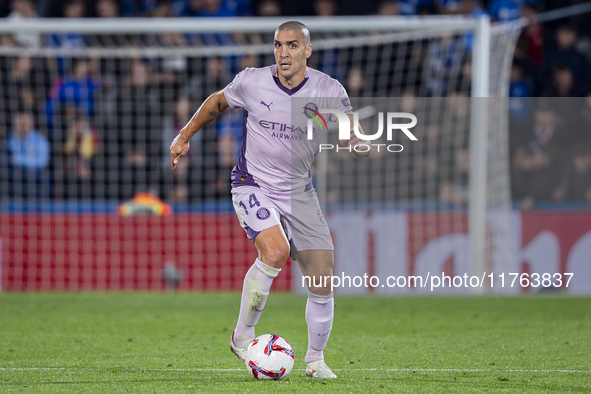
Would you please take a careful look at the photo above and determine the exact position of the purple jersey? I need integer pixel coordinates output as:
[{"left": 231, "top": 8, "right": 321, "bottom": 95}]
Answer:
[{"left": 223, "top": 65, "right": 352, "bottom": 195}]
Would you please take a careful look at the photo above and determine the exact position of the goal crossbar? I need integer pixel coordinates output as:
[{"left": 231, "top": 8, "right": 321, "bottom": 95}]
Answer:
[{"left": 0, "top": 16, "right": 482, "bottom": 34}]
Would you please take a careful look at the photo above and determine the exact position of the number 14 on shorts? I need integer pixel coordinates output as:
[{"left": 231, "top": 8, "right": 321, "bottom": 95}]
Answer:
[{"left": 239, "top": 193, "right": 261, "bottom": 215}]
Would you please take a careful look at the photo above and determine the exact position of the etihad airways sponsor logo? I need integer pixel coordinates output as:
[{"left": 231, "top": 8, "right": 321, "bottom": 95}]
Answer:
[{"left": 258, "top": 120, "right": 313, "bottom": 134}]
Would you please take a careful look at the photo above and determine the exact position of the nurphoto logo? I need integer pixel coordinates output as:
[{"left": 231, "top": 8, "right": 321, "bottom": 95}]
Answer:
[{"left": 305, "top": 108, "right": 418, "bottom": 153}]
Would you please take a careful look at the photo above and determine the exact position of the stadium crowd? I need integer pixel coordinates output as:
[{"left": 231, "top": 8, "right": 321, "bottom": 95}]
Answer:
[{"left": 1, "top": 0, "right": 591, "bottom": 209}]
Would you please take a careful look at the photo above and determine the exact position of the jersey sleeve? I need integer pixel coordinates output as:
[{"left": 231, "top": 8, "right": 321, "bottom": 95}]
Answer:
[
  {"left": 223, "top": 69, "right": 248, "bottom": 109},
  {"left": 327, "top": 79, "right": 353, "bottom": 122}
]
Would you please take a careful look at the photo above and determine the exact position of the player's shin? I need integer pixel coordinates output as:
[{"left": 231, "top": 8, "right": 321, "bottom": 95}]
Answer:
[
  {"left": 233, "top": 258, "right": 281, "bottom": 348},
  {"left": 305, "top": 290, "right": 334, "bottom": 363}
]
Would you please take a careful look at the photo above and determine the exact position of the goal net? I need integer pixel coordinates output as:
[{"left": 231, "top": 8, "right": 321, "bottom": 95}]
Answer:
[{"left": 0, "top": 17, "right": 522, "bottom": 292}]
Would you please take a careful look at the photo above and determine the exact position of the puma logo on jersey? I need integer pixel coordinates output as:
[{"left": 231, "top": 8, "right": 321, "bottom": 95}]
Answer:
[{"left": 260, "top": 101, "right": 273, "bottom": 111}]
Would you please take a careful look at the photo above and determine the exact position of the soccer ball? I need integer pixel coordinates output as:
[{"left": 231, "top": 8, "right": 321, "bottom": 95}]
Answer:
[{"left": 245, "top": 334, "right": 294, "bottom": 380}]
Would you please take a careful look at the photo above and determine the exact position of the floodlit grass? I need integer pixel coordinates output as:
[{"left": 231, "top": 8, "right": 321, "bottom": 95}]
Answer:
[{"left": 1, "top": 293, "right": 590, "bottom": 392}]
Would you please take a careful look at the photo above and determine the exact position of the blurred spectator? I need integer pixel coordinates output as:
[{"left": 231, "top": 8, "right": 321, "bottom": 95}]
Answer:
[
  {"left": 0, "top": 34, "right": 17, "bottom": 46},
  {"left": 520, "top": 4, "right": 544, "bottom": 68},
  {"left": 215, "top": 108, "right": 244, "bottom": 197},
  {"left": 543, "top": 24, "right": 590, "bottom": 95},
  {"left": 7, "top": 0, "right": 41, "bottom": 47},
  {"left": 45, "top": 0, "right": 85, "bottom": 17},
  {"left": 458, "top": 0, "right": 487, "bottom": 51},
  {"left": 346, "top": 68, "right": 367, "bottom": 96},
  {"left": 118, "top": 0, "right": 182, "bottom": 16},
  {"left": 234, "top": 0, "right": 253, "bottom": 16},
  {"left": 529, "top": 106, "right": 568, "bottom": 152},
  {"left": 435, "top": 0, "right": 461, "bottom": 14},
  {"left": 63, "top": 115, "right": 98, "bottom": 177},
  {"left": 182, "top": 0, "right": 240, "bottom": 17},
  {"left": 399, "top": 89, "right": 419, "bottom": 114},
  {"left": 183, "top": 0, "right": 238, "bottom": 45},
  {"left": 447, "top": 90, "right": 469, "bottom": 120},
  {"left": 309, "top": 0, "right": 342, "bottom": 80},
  {"left": 509, "top": 61, "right": 533, "bottom": 126},
  {"left": 161, "top": 96, "right": 194, "bottom": 202},
  {"left": 256, "top": 0, "right": 282, "bottom": 16},
  {"left": 91, "top": 0, "right": 132, "bottom": 47},
  {"left": 395, "top": 0, "right": 434, "bottom": 16},
  {"left": 95, "top": 0, "right": 121, "bottom": 17},
  {"left": 488, "top": 0, "right": 522, "bottom": 22},
  {"left": 145, "top": 1, "right": 187, "bottom": 47},
  {"left": 182, "top": 0, "right": 252, "bottom": 16},
  {"left": 511, "top": 55, "right": 536, "bottom": 97},
  {"left": 7, "top": 111, "right": 50, "bottom": 168},
  {"left": 46, "top": 58, "right": 101, "bottom": 131},
  {"left": 512, "top": 107, "right": 566, "bottom": 208},
  {"left": 238, "top": 54, "right": 258, "bottom": 69},
  {"left": 514, "top": 29, "right": 543, "bottom": 96},
  {"left": 188, "top": 56, "right": 231, "bottom": 102},
  {"left": 422, "top": 36, "right": 465, "bottom": 96},
  {"left": 1, "top": 55, "right": 48, "bottom": 117},
  {"left": 46, "top": 0, "right": 87, "bottom": 49},
  {"left": 216, "top": 113, "right": 241, "bottom": 169},
  {"left": 142, "top": 0, "right": 186, "bottom": 17},
  {"left": 185, "top": 56, "right": 232, "bottom": 199},
  {"left": 58, "top": 114, "right": 99, "bottom": 198},
  {"left": 112, "top": 60, "right": 161, "bottom": 199},
  {"left": 553, "top": 146, "right": 591, "bottom": 205},
  {"left": 6, "top": 111, "right": 51, "bottom": 199},
  {"left": 377, "top": 0, "right": 400, "bottom": 15},
  {"left": 313, "top": 0, "right": 337, "bottom": 16},
  {"left": 115, "top": 0, "right": 136, "bottom": 16},
  {"left": 542, "top": 65, "right": 583, "bottom": 97},
  {"left": 513, "top": 145, "right": 551, "bottom": 209},
  {"left": 141, "top": 0, "right": 188, "bottom": 48}
]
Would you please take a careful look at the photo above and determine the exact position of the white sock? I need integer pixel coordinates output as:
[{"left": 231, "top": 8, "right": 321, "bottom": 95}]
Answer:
[
  {"left": 233, "top": 258, "right": 280, "bottom": 348},
  {"left": 305, "top": 290, "right": 334, "bottom": 363}
]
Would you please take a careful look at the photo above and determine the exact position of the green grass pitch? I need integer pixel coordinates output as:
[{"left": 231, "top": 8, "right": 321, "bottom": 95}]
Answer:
[{"left": 1, "top": 293, "right": 590, "bottom": 392}]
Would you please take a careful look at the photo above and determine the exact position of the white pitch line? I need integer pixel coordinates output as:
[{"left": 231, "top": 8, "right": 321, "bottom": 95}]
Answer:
[
  {"left": 0, "top": 367, "right": 589, "bottom": 374},
  {"left": 0, "top": 368, "right": 245, "bottom": 372},
  {"left": 377, "top": 368, "right": 591, "bottom": 374}
]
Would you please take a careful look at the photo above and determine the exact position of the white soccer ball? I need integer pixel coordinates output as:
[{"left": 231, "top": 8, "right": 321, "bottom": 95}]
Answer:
[{"left": 245, "top": 334, "right": 294, "bottom": 380}]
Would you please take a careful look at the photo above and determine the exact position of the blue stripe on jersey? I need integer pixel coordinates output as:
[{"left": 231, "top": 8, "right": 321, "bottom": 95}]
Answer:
[
  {"left": 238, "top": 110, "right": 248, "bottom": 173},
  {"left": 231, "top": 110, "right": 259, "bottom": 188}
]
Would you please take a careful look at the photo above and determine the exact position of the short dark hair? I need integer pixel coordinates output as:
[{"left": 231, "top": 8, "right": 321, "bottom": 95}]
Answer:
[
  {"left": 557, "top": 23, "right": 577, "bottom": 34},
  {"left": 276, "top": 21, "right": 310, "bottom": 46}
]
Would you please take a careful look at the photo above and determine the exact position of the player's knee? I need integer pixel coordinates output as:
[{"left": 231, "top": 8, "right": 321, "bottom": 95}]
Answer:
[
  {"left": 309, "top": 283, "right": 332, "bottom": 297},
  {"left": 260, "top": 245, "right": 290, "bottom": 269}
]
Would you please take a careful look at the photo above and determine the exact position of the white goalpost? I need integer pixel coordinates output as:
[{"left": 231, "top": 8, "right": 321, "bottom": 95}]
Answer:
[{"left": 0, "top": 16, "right": 522, "bottom": 292}]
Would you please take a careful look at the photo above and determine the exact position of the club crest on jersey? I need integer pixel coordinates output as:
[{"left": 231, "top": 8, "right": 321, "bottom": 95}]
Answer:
[
  {"left": 303, "top": 102, "right": 327, "bottom": 132},
  {"left": 256, "top": 207, "right": 270, "bottom": 220},
  {"left": 303, "top": 102, "right": 319, "bottom": 118}
]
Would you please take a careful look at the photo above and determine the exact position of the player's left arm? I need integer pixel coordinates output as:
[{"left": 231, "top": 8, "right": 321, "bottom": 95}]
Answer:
[{"left": 339, "top": 114, "right": 370, "bottom": 158}]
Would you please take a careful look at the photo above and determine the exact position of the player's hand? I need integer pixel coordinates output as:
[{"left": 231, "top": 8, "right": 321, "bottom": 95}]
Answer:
[{"left": 170, "top": 133, "right": 190, "bottom": 170}]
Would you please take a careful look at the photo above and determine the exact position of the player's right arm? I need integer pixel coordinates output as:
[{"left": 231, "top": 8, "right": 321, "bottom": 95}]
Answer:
[{"left": 170, "top": 90, "right": 229, "bottom": 170}]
